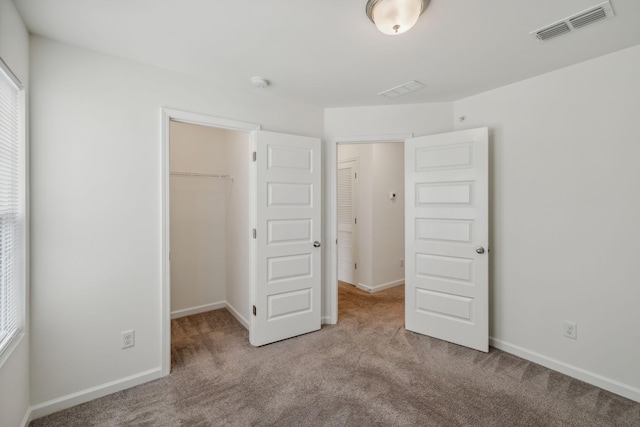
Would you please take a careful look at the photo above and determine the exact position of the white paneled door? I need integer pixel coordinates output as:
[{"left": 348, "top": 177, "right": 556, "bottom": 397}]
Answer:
[
  {"left": 250, "top": 131, "right": 322, "bottom": 346},
  {"left": 337, "top": 160, "right": 357, "bottom": 285},
  {"left": 405, "top": 128, "right": 489, "bottom": 352}
]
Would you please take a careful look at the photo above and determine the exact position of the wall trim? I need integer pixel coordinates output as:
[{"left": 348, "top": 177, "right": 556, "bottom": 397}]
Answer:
[
  {"left": 225, "top": 301, "right": 249, "bottom": 330},
  {"left": 170, "top": 301, "right": 226, "bottom": 319},
  {"left": 356, "top": 279, "right": 404, "bottom": 293},
  {"left": 0, "top": 330, "right": 25, "bottom": 369},
  {"left": 26, "top": 368, "right": 163, "bottom": 423},
  {"left": 20, "top": 407, "right": 31, "bottom": 427},
  {"left": 171, "top": 301, "right": 248, "bottom": 329},
  {"left": 163, "top": 108, "right": 261, "bottom": 133},
  {"left": 490, "top": 337, "right": 640, "bottom": 403}
]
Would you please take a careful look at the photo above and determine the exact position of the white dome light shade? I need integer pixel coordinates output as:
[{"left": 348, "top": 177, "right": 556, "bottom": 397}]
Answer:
[{"left": 366, "top": 0, "right": 427, "bottom": 35}]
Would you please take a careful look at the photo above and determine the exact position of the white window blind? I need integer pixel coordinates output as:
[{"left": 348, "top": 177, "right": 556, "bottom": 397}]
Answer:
[{"left": 0, "top": 57, "right": 24, "bottom": 356}]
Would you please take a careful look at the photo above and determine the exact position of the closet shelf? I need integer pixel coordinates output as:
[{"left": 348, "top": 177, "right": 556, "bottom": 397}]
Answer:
[{"left": 170, "top": 171, "right": 233, "bottom": 179}]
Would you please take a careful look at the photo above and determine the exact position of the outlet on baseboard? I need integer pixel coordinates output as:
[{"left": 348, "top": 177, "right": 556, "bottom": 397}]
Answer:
[
  {"left": 122, "top": 329, "right": 135, "bottom": 349},
  {"left": 563, "top": 321, "right": 577, "bottom": 339}
]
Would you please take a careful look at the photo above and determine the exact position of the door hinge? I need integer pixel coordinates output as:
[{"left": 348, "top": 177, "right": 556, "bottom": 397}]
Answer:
[
  {"left": 253, "top": 305, "right": 257, "bottom": 316},
  {"left": 354, "top": 218, "right": 357, "bottom": 224},
  {"left": 355, "top": 172, "right": 357, "bottom": 179},
  {"left": 355, "top": 263, "right": 357, "bottom": 270},
  {"left": 252, "top": 228, "right": 257, "bottom": 239},
  {"left": 252, "top": 151, "right": 256, "bottom": 162}
]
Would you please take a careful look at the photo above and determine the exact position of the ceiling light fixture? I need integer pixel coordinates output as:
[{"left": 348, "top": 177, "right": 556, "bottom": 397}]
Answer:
[{"left": 366, "top": 0, "right": 429, "bottom": 35}]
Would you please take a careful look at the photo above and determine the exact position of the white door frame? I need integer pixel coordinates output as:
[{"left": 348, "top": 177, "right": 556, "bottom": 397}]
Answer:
[
  {"left": 405, "top": 128, "right": 489, "bottom": 352},
  {"left": 160, "top": 107, "right": 260, "bottom": 375},
  {"left": 326, "top": 133, "right": 412, "bottom": 324}
]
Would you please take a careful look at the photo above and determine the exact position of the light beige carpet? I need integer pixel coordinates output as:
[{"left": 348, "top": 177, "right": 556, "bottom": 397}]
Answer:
[{"left": 31, "top": 283, "right": 640, "bottom": 426}]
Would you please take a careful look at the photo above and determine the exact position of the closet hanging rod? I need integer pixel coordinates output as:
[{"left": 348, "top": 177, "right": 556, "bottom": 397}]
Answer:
[{"left": 170, "top": 171, "right": 232, "bottom": 179}]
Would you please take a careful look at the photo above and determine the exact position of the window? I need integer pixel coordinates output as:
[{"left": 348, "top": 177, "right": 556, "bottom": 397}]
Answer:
[{"left": 0, "top": 56, "right": 25, "bottom": 359}]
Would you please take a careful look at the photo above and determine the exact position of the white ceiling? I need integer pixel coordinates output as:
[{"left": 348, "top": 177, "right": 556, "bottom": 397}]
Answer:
[{"left": 14, "top": 0, "right": 640, "bottom": 108}]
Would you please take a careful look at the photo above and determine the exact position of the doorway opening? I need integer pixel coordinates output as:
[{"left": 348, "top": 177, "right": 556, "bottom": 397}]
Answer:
[
  {"left": 329, "top": 129, "right": 490, "bottom": 352},
  {"left": 336, "top": 141, "right": 405, "bottom": 316},
  {"left": 161, "top": 109, "right": 260, "bottom": 375},
  {"left": 168, "top": 120, "right": 250, "bottom": 369}
]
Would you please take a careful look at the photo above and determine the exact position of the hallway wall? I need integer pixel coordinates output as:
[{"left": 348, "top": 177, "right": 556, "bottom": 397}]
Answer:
[{"left": 337, "top": 143, "right": 405, "bottom": 292}]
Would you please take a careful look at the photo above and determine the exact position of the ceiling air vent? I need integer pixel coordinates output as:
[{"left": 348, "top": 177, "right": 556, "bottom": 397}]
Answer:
[
  {"left": 378, "top": 80, "right": 425, "bottom": 99},
  {"left": 531, "top": 1, "right": 615, "bottom": 41},
  {"left": 535, "top": 22, "right": 571, "bottom": 41},
  {"left": 570, "top": 7, "right": 608, "bottom": 29}
]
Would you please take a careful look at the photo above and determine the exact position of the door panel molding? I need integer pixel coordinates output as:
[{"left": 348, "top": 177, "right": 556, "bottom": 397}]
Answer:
[
  {"left": 250, "top": 130, "right": 322, "bottom": 346},
  {"left": 405, "top": 127, "right": 489, "bottom": 352}
]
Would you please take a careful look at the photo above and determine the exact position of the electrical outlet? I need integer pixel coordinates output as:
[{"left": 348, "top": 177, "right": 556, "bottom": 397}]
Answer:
[
  {"left": 122, "top": 329, "right": 135, "bottom": 349},
  {"left": 400, "top": 258, "right": 404, "bottom": 267},
  {"left": 563, "top": 321, "right": 577, "bottom": 339}
]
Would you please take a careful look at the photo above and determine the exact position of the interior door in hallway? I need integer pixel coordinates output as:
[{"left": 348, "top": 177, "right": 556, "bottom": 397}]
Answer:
[
  {"left": 405, "top": 128, "right": 489, "bottom": 352},
  {"left": 337, "top": 159, "right": 357, "bottom": 285},
  {"left": 251, "top": 130, "right": 322, "bottom": 346}
]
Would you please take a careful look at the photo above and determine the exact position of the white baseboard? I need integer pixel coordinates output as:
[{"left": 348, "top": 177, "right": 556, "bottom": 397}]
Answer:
[
  {"left": 356, "top": 279, "right": 404, "bottom": 293},
  {"left": 171, "top": 301, "right": 226, "bottom": 319},
  {"left": 321, "top": 316, "right": 332, "bottom": 325},
  {"left": 172, "top": 300, "right": 249, "bottom": 330},
  {"left": 225, "top": 301, "right": 249, "bottom": 330},
  {"left": 490, "top": 337, "right": 640, "bottom": 403},
  {"left": 20, "top": 408, "right": 31, "bottom": 427},
  {"left": 26, "top": 303, "right": 248, "bottom": 424},
  {"left": 26, "top": 368, "right": 163, "bottom": 423}
]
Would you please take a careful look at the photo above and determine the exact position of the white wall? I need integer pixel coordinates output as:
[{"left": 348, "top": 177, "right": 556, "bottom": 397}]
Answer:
[
  {"left": 0, "top": 1, "right": 30, "bottom": 426},
  {"left": 325, "top": 103, "right": 454, "bottom": 140},
  {"left": 169, "top": 122, "right": 231, "bottom": 315},
  {"left": 371, "top": 142, "right": 404, "bottom": 289},
  {"left": 29, "top": 35, "right": 323, "bottom": 411},
  {"left": 453, "top": 44, "right": 640, "bottom": 401}
]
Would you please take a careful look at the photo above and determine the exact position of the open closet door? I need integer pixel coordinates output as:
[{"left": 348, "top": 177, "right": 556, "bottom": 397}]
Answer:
[
  {"left": 405, "top": 128, "right": 489, "bottom": 352},
  {"left": 250, "top": 130, "right": 322, "bottom": 346}
]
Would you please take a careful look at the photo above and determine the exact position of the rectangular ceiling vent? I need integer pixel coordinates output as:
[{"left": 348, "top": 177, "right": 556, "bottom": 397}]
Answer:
[
  {"left": 569, "top": 7, "right": 609, "bottom": 29},
  {"left": 536, "top": 22, "right": 572, "bottom": 41},
  {"left": 379, "top": 80, "right": 425, "bottom": 99},
  {"left": 531, "top": 1, "right": 615, "bottom": 41}
]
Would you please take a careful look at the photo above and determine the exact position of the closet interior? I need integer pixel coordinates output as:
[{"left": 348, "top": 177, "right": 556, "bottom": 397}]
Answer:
[{"left": 169, "top": 120, "right": 250, "bottom": 328}]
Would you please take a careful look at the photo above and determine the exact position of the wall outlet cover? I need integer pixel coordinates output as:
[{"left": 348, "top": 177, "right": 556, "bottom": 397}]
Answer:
[
  {"left": 122, "top": 329, "right": 135, "bottom": 349},
  {"left": 563, "top": 321, "right": 577, "bottom": 339}
]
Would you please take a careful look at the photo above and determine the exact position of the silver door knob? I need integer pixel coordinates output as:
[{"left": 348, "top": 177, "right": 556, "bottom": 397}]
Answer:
[
  {"left": 476, "top": 246, "right": 485, "bottom": 254},
  {"left": 314, "top": 241, "right": 321, "bottom": 248}
]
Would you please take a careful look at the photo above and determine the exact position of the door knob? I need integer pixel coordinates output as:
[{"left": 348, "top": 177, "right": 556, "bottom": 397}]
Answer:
[
  {"left": 475, "top": 246, "right": 485, "bottom": 254},
  {"left": 314, "top": 241, "right": 321, "bottom": 248}
]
